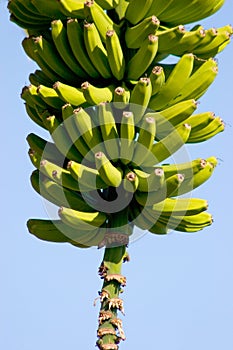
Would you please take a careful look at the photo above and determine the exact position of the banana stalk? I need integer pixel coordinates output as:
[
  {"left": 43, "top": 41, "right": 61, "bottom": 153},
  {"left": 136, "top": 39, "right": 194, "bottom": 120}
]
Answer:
[
  {"left": 96, "top": 245, "right": 128, "bottom": 349},
  {"left": 96, "top": 208, "right": 131, "bottom": 349}
]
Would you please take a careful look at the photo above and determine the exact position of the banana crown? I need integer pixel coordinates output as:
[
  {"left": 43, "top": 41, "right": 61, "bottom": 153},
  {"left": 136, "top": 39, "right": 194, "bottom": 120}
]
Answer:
[{"left": 9, "top": 0, "right": 230, "bottom": 247}]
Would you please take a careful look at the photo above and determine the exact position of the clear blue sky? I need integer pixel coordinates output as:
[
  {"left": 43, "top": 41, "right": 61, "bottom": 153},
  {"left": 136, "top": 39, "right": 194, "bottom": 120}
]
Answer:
[{"left": 1, "top": 2, "right": 233, "bottom": 349}]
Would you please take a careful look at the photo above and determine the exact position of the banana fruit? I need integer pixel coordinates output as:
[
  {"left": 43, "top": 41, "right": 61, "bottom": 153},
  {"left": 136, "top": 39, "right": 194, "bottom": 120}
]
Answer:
[
  {"left": 95, "top": 152, "right": 122, "bottom": 188},
  {"left": 27, "top": 218, "right": 105, "bottom": 247},
  {"left": 30, "top": 169, "right": 94, "bottom": 212},
  {"left": 58, "top": 206, "right": 107, "bottom": 231}
]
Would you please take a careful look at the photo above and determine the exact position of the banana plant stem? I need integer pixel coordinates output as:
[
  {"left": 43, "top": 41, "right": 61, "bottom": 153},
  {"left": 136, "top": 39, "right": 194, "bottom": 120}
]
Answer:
[{"left": 96, "top": 245, "right": 129, "bottom": 349}]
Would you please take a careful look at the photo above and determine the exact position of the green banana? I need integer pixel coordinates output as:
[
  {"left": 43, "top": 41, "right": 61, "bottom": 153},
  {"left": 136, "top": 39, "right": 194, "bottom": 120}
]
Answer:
[
  {"left": 132, "top": 116, "right": 156, "bottom": 166},
  {"left": 113, "top": 86, "right": 130, "bottom": 109},
  {"left": 40, "top": 175, "right": 93, "bottom": 212},
  {"left": 168, "top": 27, "right": 206, "bottom": 56},
  {"left": 125, "top": 15, "right": 160, "bottom": 49},
  {"left": 37, "top": 84, "right": 65, "bottom": 109},
  {"left": 29, "top": 70, "right": 53, "bottom": 87},
  {"left": 203, "top": 39, "right": 230, "bottom": 60},
  {"left": 193, "top": 25, "right": 232, "bottom": 52},
  {"left": 120, "top": 111, "right": 135, "bottom": 165},
  {"left": 192, "top": 27, "right": 218, "bottom": 50},
  {"left": 58, "top": 206, "right": 107, "bottom": 230},
  {"left": 98, "top": 103, "right": 119, "bottom": 160},
  {"left": 129, "top": 77, "right": 152, "bottom": 124},
  {"left": 30, "top": 169, "right": 94, "bottom": 212},
  {"left": 67, "top": 160, "right": 108, "bottom": 191},
  {"left": 10, "top": 13, "right": 43, "bottom": 30},
  {"left": 30, "top": 169, "right": 64, "bottom": 204},
  {"left": 84, "top": 1, "right": 120, "bottom": 43},
  {"left": 171, "top": 58, "right": 218, "bottom": 104},
  {"left": 22, "top": 37, "right": 61, "bottom": 83},
  {"left": 59, "top": 0, "right": 86, "bottom": 18},
  {"left": 21, "top": 84, "right": 47, "bottom": 109},
  {"left": 95, "top": 152, "right": 122, "bottom": 187},
  {"left": 61, "top": 105, "right": 94, "bottom": 161},
  {"left": 72, "top": 107, "right": 103, "bottom": 154},
  {"left": 150, "top": 99, "right": 198, "bottom": 139},
  {"left": 106, "top": 30, "right": 125, "bottom": 81},
  {"left": 123, "top": 170, "right": 139, "bottom": 193},
  {"left": 161, "top": 158, "right": 207, "bottom": 180},
  {"left": 126, "top": 34, "right": 159, "bottom": 81},
  {"left": 8, "top": 0, "right": 50, "bottom": 29},
  {"left": 51, "top": 19, "right": 87, "bottom": 79},
  {"left": 26, "top": 133, "right": 64, "bottom": 164},
  {"left": 28, "top": 150, "right": 81, "bottom": 192},
  {"left": 135, "top": 173, "right": 185, "bottom": 206},
  {"left": 143, "top": 206, "right": 204, "bottom": 233},
  {"left": 149, "top": 53, "right": 195, "bottom": 110},
  {"left": 113, "top": 0, "right": 129, "bottom": 19},
  {"left": 134, "top": 168, "right": 165, "bottom": 192},
  {"left": 81, "top": 81, "right": 114, "bottom": 105},
  {"left": 83, "top": 22, "right": 112, "bottom": 79},
  {"left": 156, "top": 25, "right": 185, "bottom": 53},
  {"left": 187, "top": 116, "right": 225, "bottom": 143},
  {"left": 125, "top": 0, "right": 154, "bottom": 25},
  {"left": 158, "top": 212, "right": 213, "bottom": 232},
  {"left": 28, "top": 215, "right": 105, "bottom": 247},
  {"left": 8, "top": 0, "right": 44, "bottom": 21},
  {"left": 172, "top": 158, "right": 217, "bottom": 196},
  {"left": 142, "top": 123, "right": 192, "bottom": 167},
  {"left": 32, "top": 35, "right": 77, "bottom": 84},
  {"left": 150, "top": 197, "right": 209, "bottom": 216},
  {"left": 156, "top": 99, "right": 198, "bottom": 125},
  {"left": 66, "top": 18, "right": 100, "bottom": 79},
  {"left": 27, "top": 218, "right": 90, "bottom": 248},
  {"left": 185, "top": 111, "right": 216, "bottom": 131},
  {"left": 149, "top": 66, "right": 165, "bottom": 96},
  {"left": 53, "top": 81, "right": 86, "bottom": 107},
  {"left": 42, "top": 114, "right": 83, "bottom": 162},
  {"left": 193, "top": 27, "right": 232, "bottom": 58}
]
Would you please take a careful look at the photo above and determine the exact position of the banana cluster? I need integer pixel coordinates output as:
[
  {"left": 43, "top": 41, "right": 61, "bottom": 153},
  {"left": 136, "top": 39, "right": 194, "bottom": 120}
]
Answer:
[
  {"left": 9, "top": 1, "right": 232, "bottom": 78},
  {"left": 8, "top": 0, "right": 226, "bottom": 30},
  {"left": 18, "top": 16, "right": 232, "bottom": 85},
  {"left": 26, "top": 100, "right": 218, "bottom": 247},
  {"left": 7, "top": 0, "right": 230, "bottom": 248}
]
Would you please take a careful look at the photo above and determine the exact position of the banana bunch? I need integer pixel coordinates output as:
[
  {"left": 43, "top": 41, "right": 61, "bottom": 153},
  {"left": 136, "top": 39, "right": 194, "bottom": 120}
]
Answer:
[
  {"left": 8, "top": 0, "right": 225, "bottom": 32},
  {"left": 8, "top": 1, "right": 231, "bottom": 348},
  {"left": 9, "top": 0, "right": 232, "bottom": 88},
  {"left": 26, "top": 98, "right": 220, "bottom": 247},
  {"left": 21, "top": 54, "right": 223, "bottom": 139},
  {"left": 8, "top": 0, "right": 229, "bottom": 245},
  {"left": 155, "top": 24, "right": 232, "bottom": 58}
]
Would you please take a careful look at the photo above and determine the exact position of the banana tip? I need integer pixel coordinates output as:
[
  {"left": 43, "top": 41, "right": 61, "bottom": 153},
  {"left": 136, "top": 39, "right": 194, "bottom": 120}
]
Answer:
[
  {"left": 95, "top": 151, "right": 104, "bottom": 159},
  {"left": 58, "top": 207, "right": 64, "bottom": 215}
]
